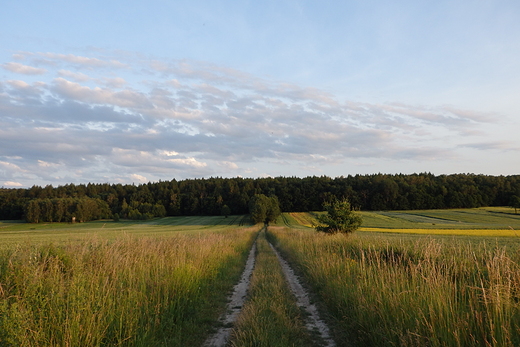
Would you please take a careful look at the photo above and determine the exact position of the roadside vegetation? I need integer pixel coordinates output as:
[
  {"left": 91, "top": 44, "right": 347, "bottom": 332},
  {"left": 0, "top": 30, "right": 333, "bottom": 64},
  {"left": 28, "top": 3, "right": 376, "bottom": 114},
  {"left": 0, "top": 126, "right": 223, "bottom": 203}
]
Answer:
[
  {"left": 0, "top": 222, "right": 258, "bottom": 346},
  {"left": 268, "top": 226, "right": 520, "bottom": 346}
]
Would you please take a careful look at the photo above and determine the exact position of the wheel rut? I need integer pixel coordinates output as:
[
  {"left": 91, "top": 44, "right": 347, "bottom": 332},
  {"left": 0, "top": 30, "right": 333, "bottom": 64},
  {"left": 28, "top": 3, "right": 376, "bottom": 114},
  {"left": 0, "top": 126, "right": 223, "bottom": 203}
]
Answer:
[
  {"left": 204, "top": 237, "right": 258, "bottom": 347},
  {"left": 204, "top": 228, "right": 336, "bottom": 347}
]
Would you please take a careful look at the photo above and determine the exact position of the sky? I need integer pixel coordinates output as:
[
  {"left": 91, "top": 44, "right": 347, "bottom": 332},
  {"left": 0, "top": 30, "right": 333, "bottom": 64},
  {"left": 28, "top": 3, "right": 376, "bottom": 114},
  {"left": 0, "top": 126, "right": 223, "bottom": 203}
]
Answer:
[{"left": 1, "top": 0, "right": 519, "bottom": 188}]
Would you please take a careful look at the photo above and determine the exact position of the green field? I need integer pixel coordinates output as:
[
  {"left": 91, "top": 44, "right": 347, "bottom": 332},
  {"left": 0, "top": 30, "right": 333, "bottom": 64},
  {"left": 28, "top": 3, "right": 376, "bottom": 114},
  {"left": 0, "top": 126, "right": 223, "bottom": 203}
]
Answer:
[
  {"left": 0, "top": 217, "right": 257, "bottom": 346},
  {"left": 282, "top": 207, "right": 520, "bottom": 236},
  {"left": 0, "top": 215, "right": 250, "bottom": 246},
  {"left": 268, "top": 223, "right": 520, "bottom": 346},
  {"left": 2, "top": 208, "right": 520, "bottom": 346}
]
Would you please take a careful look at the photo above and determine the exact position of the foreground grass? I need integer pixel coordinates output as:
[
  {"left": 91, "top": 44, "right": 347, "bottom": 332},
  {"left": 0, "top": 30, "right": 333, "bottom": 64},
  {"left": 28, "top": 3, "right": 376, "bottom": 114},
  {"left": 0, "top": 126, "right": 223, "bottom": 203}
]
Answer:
[
  {"left": 0, "top": 225, "right": 258, "bottom": 346},
  {"left": 268, "top": 226, "right": 520, "bottom": 347},
  {"left": 229, "top": 230, "right": 313, "bottom": 347}
]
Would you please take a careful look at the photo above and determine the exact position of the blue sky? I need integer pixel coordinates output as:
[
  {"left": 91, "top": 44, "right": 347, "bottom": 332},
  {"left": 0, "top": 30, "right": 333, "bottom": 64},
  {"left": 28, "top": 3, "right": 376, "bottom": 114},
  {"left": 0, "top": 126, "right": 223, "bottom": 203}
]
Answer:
[{"left": 1, "top": 0, "right": 519, "bottom": 187}]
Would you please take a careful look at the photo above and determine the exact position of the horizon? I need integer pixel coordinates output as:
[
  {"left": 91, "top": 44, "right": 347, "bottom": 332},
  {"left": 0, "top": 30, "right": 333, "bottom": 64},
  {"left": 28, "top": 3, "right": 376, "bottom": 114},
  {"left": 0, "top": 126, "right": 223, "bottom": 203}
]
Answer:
[
  {"left": 2, "top": 171, "right": 518, "bottom": 190},
  {"left": 1, "top": 1, "right": 519, "bottom": 188}
]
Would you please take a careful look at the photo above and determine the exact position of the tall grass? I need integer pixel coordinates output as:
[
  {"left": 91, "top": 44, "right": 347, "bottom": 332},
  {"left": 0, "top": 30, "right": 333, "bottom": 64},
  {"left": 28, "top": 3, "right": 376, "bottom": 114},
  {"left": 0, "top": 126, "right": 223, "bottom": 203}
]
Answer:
[
  {"left": 0, "top": 226, "right": 258, "bottom": 346},
  {"left": 229, "top": 231, "right": 312, "bottom": 347},
  {"left": 268, "top": 226, "right": 520, "bottom": 347}
]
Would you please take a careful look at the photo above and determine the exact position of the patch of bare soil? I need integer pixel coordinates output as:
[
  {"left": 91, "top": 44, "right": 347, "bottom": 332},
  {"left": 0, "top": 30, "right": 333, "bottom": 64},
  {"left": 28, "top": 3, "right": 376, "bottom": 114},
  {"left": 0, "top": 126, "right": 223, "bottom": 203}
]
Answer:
[
  {"left": 268, "top": 242, "right": 337, "bottom": 347},
  {"left": 204, "top": 240, "right": 257, "bottom": 347}
]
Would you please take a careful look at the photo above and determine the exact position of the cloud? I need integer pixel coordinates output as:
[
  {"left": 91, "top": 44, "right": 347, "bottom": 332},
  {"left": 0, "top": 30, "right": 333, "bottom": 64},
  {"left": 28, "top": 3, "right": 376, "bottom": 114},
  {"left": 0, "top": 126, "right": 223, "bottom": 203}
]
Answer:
[
  {"left": 57, "top": 69, "right": 91, "bottom": 82},
  {"left": 130, "top": 174, "right": 148, "bottom": 183},
  {"left": 51, "top": 78, "right": 151, "bottom": 108},
  {"left": 2, "top": 62, "right": 46, "bottom": 75},
  {"left": 37, "top": 53, "right": 127, "bottom": 69},
  {"left": 3, "top": 181, "right": 23, "bottom": 187},
  {"left": 459, "top": 141, "right": 518, "bottom": 151},
  {"left": 0, "top": 50, "right": 513, "bottom": 186}
]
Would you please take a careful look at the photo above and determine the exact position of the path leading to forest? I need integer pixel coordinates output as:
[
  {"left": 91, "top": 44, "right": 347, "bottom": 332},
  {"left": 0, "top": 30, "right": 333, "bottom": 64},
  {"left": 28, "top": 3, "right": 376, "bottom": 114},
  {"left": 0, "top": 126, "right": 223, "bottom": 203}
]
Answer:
[{"left": 204, "top": 228, "right": 336, "bottom": 347}]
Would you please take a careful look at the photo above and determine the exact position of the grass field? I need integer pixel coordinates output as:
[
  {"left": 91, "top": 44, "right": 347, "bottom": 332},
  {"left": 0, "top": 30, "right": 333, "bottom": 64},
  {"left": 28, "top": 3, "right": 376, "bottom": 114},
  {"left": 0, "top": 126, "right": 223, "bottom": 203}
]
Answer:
[
  {"left": 0, "top": 217, "right": 257, "bottom": 346},
  {"left": 2, "top": 207, "right": 520, "bottom": 346},
  {"left": 283, "top": 207, "right": 520, "bottom": 236},
  {"left": 0, "top": 215, "right": 250, "bottom": 247},
  {"left": 268, "top": 225, "right": 520, "bottom": 346}
]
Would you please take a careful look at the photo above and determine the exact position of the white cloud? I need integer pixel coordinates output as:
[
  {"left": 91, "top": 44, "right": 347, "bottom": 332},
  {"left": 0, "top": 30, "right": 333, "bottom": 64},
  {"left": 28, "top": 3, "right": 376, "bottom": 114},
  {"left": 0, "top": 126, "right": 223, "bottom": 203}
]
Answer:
[
  {"left": 130, "top": 174, "right": 148, "bottom": 183},
  {"left": 3, "top": 181, "right": 23, "bottom": 187},
  {"left": 51, "top": 78, "right": 151, "bottom": 108},
  {"left": 218, "top": 161, "right": 239, "bottom": 170},
  {"left": 6, "top": 80, "right": 31, "bottom": 88},
  {"left": 57, "top": 69, "right": 91, "bottom": 82},
  {"left": 2, "top": 62, "right": 46, "bottom": 75},
  {"left": 0, "top": 50, "right": 516, "bottom": 186},
  {"left": 38, "top": 53, "right": 126, "bottom": 69}
]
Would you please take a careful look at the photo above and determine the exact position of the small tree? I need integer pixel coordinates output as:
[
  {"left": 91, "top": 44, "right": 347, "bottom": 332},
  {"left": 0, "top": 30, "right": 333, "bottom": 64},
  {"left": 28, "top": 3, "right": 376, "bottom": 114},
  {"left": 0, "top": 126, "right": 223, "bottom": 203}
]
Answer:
[
  {"left": 314, "top": 198, "right": 362, "bottom": 234},
  {"left": 511, "top": 195, "right": 520, "bottom": 214},
  {"left": 249, "top": 194, "right": 281, "bottom": 225},
  {"left": 221, "top": 204, "right": 231, "bottom": 218}
]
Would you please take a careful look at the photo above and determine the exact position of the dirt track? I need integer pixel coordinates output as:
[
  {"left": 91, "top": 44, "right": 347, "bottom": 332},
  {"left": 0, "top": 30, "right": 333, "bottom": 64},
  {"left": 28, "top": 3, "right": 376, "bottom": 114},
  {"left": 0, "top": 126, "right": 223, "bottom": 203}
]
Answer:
[{"left": 204, "top": 228, "right": 336, "bottom": 347}]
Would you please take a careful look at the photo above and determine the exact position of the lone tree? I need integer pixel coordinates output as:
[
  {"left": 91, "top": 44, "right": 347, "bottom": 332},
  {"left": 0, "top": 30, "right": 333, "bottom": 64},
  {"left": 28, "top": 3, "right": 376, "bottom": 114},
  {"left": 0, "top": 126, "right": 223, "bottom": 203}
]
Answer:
[
  {"left": 314, "top": 198, "right": 362, "bottom": 234},
  {"left": 511, "top": 195, "right": 520, "bottom": 214},
  {"left": 221, "top": 204, "right": 231, "bottom": 218},
  {"left": 249, "top": 194, "right": 281, "bottom": 225}
]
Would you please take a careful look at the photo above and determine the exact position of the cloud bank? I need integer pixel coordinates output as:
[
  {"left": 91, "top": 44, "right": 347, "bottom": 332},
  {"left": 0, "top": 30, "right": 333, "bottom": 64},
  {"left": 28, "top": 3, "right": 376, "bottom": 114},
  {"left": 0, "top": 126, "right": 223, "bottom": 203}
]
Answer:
[{"left": 0, "top": 51, "right": 514, "bottom": 187}]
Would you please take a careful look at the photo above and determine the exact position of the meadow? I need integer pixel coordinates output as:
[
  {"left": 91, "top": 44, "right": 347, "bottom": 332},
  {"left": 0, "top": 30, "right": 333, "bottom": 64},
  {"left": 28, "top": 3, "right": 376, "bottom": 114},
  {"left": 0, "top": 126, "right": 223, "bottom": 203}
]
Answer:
[
  {"left": 2, "top": 208, "right": 520, "bottom": 346},
  {"left": 0, "top": 216, "right": 256, "bottom": 346},
  {"left": 269, "top": 207, "right": 520, "bottom": 346}
]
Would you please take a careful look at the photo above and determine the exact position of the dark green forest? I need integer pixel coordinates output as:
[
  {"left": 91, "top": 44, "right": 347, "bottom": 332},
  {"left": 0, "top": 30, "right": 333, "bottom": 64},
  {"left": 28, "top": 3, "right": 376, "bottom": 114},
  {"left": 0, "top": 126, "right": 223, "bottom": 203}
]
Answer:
[{"left": 1, "top": 173, "right": 519, "bottom": 222}]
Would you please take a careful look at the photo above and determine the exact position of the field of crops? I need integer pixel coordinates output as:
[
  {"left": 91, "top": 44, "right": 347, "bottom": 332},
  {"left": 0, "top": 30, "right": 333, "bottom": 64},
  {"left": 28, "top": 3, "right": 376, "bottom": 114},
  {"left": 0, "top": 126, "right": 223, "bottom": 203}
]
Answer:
[{"left": 284, "top": 207, "right": 520, "bottom": 234}]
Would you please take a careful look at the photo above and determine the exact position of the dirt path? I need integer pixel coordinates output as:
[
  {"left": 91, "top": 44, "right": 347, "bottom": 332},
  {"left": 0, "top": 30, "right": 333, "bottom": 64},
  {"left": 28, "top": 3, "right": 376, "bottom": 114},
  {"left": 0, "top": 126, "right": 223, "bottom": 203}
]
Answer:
[
  {"left": 204, "top": 229, "right": 336, "bottom": 347},
  {"left": 204, "top": 239, "right": 258, "bottom": 347},
  {"left": 268, "top": 241, "right": 337, "bottom": 347}
]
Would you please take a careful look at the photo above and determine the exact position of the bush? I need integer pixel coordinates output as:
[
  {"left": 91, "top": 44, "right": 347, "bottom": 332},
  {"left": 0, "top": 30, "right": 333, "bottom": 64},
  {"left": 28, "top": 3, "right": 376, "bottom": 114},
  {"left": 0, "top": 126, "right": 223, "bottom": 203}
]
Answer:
[{"left": 314, "top": 198, "right": 362, "bottom": 234}]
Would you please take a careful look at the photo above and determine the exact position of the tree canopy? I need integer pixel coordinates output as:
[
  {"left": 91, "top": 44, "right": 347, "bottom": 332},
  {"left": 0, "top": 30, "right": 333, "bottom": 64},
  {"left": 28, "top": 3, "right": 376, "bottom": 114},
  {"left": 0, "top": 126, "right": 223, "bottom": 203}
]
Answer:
[
  {"left": 0, "top": 173, "right": 519, "bottom": 222},
  {"left": 314, "top": 198, "right": 362, "bottom": 234},
  {"left": 249, "top": 194, "right": 281, "bottom": 225}
]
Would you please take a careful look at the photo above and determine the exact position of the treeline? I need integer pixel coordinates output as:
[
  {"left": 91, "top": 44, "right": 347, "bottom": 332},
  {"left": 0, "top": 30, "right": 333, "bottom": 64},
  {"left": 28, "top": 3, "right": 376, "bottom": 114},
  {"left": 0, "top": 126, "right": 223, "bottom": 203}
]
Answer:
[
  {"left": 25, "top": 197, "right": 111, "bottom": 223},
  {"left": 0, "top": 173, "right": 519, "bottom": 222}
]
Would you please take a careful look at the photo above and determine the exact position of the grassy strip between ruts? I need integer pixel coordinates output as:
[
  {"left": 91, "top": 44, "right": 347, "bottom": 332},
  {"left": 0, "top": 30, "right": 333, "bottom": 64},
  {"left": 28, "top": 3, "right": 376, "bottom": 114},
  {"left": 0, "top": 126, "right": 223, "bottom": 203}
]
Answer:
[
  {"left": 268, "top": 226, "right": 520, "bottom": 347},
  {"left": 0, "top": 225, "right": 258, "bottom": 346},
  {"left": 228, "top": 230, "right": 313, "bottom": 347}
]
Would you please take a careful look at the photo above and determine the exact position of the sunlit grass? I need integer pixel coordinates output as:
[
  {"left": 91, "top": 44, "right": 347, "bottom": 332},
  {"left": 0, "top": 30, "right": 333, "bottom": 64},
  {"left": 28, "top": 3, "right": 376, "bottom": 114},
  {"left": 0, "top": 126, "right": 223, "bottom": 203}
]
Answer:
[
  {"left": 0, "top": 224, "right": 258, "bottom": 346},
  {"left": 287, "top": 212, "right": 314, "bottom": 228},
  {"left": 268, "top": 226, "right": 520, "bottom": 346}
]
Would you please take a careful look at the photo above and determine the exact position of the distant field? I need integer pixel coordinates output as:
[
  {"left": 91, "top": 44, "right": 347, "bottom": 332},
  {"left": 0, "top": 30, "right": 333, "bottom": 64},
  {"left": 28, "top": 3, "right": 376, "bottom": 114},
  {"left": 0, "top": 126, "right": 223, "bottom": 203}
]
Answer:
[
  {"left": 0, "top": 215, "right": 250, "bottom": 246},
  {"left": 282, "top": 207, "right": 520, "bottom": 236}
]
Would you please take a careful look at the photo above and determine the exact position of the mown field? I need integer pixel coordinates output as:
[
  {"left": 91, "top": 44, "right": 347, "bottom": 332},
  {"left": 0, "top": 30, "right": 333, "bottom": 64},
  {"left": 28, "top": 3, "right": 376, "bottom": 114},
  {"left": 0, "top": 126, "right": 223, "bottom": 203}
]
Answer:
[
  {"left": 0, "top": 216, "right": 255, "bottom": 346},
  {"left": 283, "top": 207, "right": 520, "bottom": 236}
]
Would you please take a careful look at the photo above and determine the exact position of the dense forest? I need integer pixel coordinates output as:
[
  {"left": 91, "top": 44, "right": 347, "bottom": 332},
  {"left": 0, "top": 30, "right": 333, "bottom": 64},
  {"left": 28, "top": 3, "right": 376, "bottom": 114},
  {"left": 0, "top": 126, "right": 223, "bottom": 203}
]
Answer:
[{"left": 1, "top": 173, "right": 519, "bottom": 222}]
